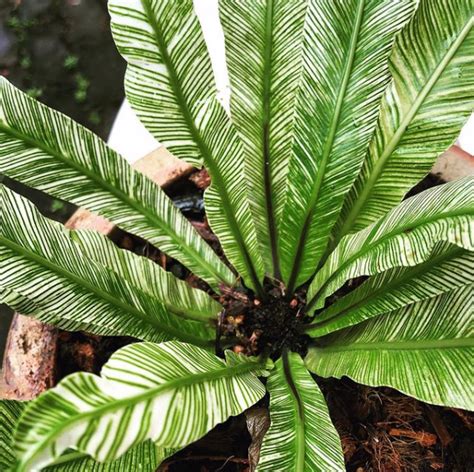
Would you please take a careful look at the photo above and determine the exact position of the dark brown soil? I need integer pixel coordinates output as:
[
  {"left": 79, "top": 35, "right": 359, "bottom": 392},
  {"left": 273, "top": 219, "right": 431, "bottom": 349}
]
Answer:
[
  {"left": 219, "top": 293, "right": 311, "bottom": 358},
  {"left": 320, "top": 378, "right": 474, "bottom": 472}
]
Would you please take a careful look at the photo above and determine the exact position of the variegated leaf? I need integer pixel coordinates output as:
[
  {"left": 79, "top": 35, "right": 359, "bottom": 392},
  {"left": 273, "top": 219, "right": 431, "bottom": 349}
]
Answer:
[
  {"left": 0, "top": 186, "right": 215, "bottom": 346},
  {"left": 0, "top": 77, "right": 233, "bottom": 291},
  {"left": 13, "top": 341, "right": 271, "bottom": 471},
  {"left": 257, "top": 351, "right": 344, "bottom": 471},
  {"left": 333, "top": 0, "right": 474, "bottom": 242},
  {"left": 275, "top": 0, "right": 417, "bottom": 291},
  {"left": 0, "top": 400, "right": 165, "bottom": 472},
  {"left": 306, "top": 243, "right": 473, "bottom": 337},
  {"left": 306, "top": 287, "right": 474, "bottom": 410},
  {"left": 109, "top": 0, "right": 264, "bottom": 294},
  {"left": 219, "top": 0, "right": 307, "bottom": 277},
  {"left": 307, "top": 177, "right": 474, "bottom": 312}
]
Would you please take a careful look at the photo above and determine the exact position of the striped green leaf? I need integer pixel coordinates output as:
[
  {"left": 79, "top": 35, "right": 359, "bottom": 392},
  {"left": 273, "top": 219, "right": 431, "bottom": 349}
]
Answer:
[
  {"left": 1, "top": 400, "right": 24, "bottom": 470},
  {"left": 13, "top": 341, "right": 271, "bottom": 471},
  {"left": 0, "top": 77, "right": 233, "bottom": 291},
  {"left": 269, "top": 0, "right": 416, "bottom": 291},
  {"left": 71, "top": 229, "right": 222, "bottom": 324},
  {"left": 306, "top": 243, "right": 473, "bottom": 337},
  {"left": 333, "top": 0, "right": 474, "bottom": 242},
  {"left": 307, "top": 177, "right": 474, "bottom": 312},
  {"left": 0, "top": 286, "right": 40, "bottom": 317},
  {"left": 0, "top": 185, "right": 215, "bottom": 346},
  {"left": 219, "top": 0, "right": 307, "bottom": 277},
  {"left": 257, "top": 351, "right": 344, "bottom": 471},
  {"left": 109, "top": 0, "right": 264, "bottom": 294},
  {"left": 0, "top": 400, "right": 170, "bottom": 471},
  {"left": 305, "top": 287, "right": 474, "bottom": 410}
]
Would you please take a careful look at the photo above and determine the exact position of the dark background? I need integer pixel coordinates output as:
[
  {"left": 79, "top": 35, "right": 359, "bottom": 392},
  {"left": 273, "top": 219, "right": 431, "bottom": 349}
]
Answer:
[{"left": 0, "top": 0, "right": 126, "bottom": 359}]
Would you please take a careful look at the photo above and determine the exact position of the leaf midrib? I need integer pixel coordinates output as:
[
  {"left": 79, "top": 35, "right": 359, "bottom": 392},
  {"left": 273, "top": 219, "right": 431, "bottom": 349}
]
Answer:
[
  {"left": 306, "top": 246, "right": 465, "bottom": 335},
  {"left": 286, "top": 0, "right": 366, "bottom": 293},
  {"left": 138, "top": 0, "right": 262, "bottom": 295},
  {"left": 19, "top": 360, "right": 263, "bottom": 471},
  {"left": 282, "top": 352, "right": 305, "bottom": 472},
  {"left": 0, "top": 122, "right": 228, "bottom": 287},
  {"left": 0, "top": 236, "right": 212, "bottom": 346},
  {"left": 336, "top": 16, "right": 473, "bottom": 240},
  {"left": 307, "top": 208, "right": 472, "bottom": 310},
  {"left": 315, "top": 337, "right": 474, "bottom": 354},
  {"left": 261, "top": 0, "right": 281, "bottom": 279}
]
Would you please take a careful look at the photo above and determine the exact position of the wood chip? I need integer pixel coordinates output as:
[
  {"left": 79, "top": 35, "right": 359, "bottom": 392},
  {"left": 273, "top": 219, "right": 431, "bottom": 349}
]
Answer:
[{"left": 389, "top": 428, "right": 437, "bottom": 448}]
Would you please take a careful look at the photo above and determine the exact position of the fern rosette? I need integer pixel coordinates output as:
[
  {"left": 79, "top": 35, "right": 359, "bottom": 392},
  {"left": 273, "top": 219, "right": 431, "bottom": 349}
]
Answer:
[{"left": 0, "top": 0, "right": 473, "bottom": 470}]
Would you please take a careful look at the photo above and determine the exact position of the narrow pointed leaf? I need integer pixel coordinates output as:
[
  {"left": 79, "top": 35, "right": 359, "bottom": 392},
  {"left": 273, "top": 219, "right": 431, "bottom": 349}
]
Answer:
[
  {"left": 306, "top": 287, "right": 474, "bottom": 410},
  {"left": 13, "top": 341, "right": 270, "bottom": 471},
  {"left": 306, "top": 243, "right": 473, "bottom": 337},
  {"left": 0, "top": 77, "right": 233, "bottom": 290},
  {"left": 268, "top": 0, "right": 417, "bottom": 289},
  {"left": 257, "top": 352, "right": 344, "bottom": 471},
  {"left": 334, "top": 0, "right": 474, "bottom": 242},
  {"left": 0, "top": 186, "right": 214, "bottom": 346},
  {"left": 307, "top": 177, "right": 474, "bottom": 312},
  {"left": 109, "top": 0, "right": 264, "bottom": 293}
]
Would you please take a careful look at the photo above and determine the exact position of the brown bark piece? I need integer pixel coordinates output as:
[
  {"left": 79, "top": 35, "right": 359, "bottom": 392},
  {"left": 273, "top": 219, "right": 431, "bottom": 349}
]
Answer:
[
  {"left": 388, "top": 428, "right": 437, "bottom": 448},
  {"left": 2, "top": 315, "right": 57, "bottom": 400},
  {"left": 425, "top": 405, "right": 453, "bottom": 447},
  {"left": 245, "top": 407, "right": 270, "bottom": 472}
]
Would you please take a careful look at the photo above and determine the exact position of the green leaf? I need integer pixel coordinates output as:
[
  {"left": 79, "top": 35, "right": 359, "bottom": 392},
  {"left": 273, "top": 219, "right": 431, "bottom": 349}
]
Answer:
[
  {"left": 257, "top": 351, "right": 344, "bottom": 471},
  {"left": 0, "top": 77, "right": 233, "bottom": 291},
  {"left": 1, "top": 400, "right": 24, "bottom": 470},
  {"left": 0, "top": 185, "right": 215, "bottom": 346},
  {"left": 71, "top": 230, "right": 222, "bottom": 324},
  {"left": 13, "top": 341, "right": 271, "bottom": 471},
  {"left": 307, "top": 177, "right": 474, "bottom": 312},
  {"left": 219, "top": 0, "right": 307, "bottom": 277},
  {"left": 306, "top": 287, "right": 474, "bottom": 410},
  {"left": 0, "top": 400, "right": 166, "bottom": 471},
  {"left": 333, "top": 0, "right": 474, "bottom": 242},
  {"left": 306, "top": 243, "right": 473, "bottom": 337},
  {"left": 109, "top": 0, "right": 264, "bottom": 294},
  {"left": 0, "top": 286, "right": 40, "bottom": 316},
  {"left": 271, "top": 0, "right": 418, "bottom": 291}
]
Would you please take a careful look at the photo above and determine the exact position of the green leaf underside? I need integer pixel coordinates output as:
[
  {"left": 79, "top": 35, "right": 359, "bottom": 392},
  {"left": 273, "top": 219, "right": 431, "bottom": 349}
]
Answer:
[
  {"left": 257, "top": 351, "right": 344, "bottom": 471},
  {"left": 307, "top": 242, "right": 473, "bottom": 337},
  {"left": 14, "top": 342, "right": 269, "bottom": 471},
  {"left": 275, "top": 0, "right": 418, "bottom": 291},
  {"left": 109, "top": 0, "right": 264, "bottom": 293},
  {"left": 0, "top": 77, "right": 233, "bottom": 291},
  {"left": 0, "top": 400, "right": 164, "bottom": 472},
  {"left": 333, "top": 0, "right": 474, "bottom": 243},
  {"left": 0, "top": 186, "right": 214, "bottom": 346},
  {"left": 307, "top": 177, "right": 474, "bottom": 312},
  {"left": 306, "top": 287, "right": 474, "bottom": 410}
]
